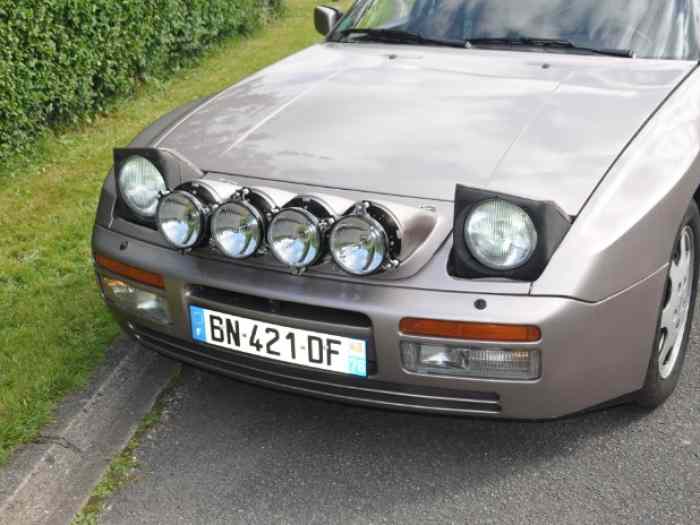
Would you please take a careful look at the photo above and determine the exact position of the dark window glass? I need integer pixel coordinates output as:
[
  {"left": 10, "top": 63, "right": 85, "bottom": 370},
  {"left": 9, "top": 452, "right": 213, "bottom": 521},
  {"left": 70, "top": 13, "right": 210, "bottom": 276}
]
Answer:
[{"left": 333, "top": 0, "right": 700, "bottom": 59}]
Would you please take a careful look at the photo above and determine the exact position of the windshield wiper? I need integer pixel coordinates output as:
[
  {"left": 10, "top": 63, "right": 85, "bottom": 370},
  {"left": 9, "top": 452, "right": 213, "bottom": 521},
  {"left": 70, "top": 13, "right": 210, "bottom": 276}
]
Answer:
[
  {"left": 466, "top": 37, "right": 634, "bottom": 58},
  {"left": 339, "top": 28, "right": 467, "bottom": 49}
]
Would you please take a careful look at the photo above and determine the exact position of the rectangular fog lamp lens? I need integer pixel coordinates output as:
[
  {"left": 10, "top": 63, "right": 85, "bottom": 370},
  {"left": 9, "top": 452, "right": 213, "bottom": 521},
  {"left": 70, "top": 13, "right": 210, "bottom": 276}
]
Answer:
[
  {"left": 101, "top": 277, "right": 170, "bottom": 324},
  {"left": 401, "top": 342, "right": 540, "bottom": 380},
  {"left": 468, "top": 349, "right": 540, "bottom": 379}
]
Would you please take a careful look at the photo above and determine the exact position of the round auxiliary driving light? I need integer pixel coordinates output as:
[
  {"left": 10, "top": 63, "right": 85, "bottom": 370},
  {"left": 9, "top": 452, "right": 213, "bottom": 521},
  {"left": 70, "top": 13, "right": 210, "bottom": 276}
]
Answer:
[
  {"left": 118, "top": 156, "right": 166, "bottom": 218},
  {"left": 464, "top": 199, "right": 538, "bottom": 270},
  {"left": 330, "top": 215, "right": 388, "bottom": 275},
  {"left": 211, "top": 201, "right": 264, "bottom": 259},
  {"left": 267, "top": 208, "right": 323, "bottom": 268},
  {"left": 157, "top": 191, "right": 206, "bottom": 249}
]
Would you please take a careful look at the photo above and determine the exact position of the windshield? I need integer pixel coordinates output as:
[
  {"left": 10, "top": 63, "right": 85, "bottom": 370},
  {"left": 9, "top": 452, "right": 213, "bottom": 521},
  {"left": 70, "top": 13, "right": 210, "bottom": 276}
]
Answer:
[{"left": 331, "top": 0, "right": 700, "bottom": 59}]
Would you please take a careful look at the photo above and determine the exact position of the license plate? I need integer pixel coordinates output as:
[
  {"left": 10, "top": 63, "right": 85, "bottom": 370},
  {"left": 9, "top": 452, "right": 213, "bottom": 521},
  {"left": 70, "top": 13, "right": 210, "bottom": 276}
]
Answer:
[{"left": 189, "top": 306, "right": 368, "bottom": 377}]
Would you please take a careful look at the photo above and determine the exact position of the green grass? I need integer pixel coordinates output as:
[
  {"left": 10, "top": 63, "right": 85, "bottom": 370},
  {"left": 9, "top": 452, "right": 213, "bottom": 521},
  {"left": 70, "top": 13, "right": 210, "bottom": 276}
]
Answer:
[{"left": 0, "top": 0, "right": 346, "bottom": 466}]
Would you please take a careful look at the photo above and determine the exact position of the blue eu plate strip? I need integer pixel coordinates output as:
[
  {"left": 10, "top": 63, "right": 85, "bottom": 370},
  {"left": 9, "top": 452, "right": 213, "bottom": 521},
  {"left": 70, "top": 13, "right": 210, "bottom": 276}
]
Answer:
[
  {"left": 190, "top": 306, "right": 207, "bottom": 342},
  {"left": 348, "top": 355, "right": 367, "bottom": 377}
]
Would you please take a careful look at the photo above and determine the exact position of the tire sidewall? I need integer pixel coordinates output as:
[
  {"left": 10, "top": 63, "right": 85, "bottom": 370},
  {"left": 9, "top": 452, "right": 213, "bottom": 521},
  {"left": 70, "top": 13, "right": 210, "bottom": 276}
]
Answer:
[{"left": 638, "top": 200, "right": 700, "bottom": 406}]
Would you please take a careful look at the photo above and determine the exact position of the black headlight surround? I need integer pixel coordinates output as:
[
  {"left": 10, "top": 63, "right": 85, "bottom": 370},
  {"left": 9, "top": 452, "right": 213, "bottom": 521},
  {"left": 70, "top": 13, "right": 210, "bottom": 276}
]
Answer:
[
  {"left": 449, "top": 185, "right": 572, "bottom": 281},
  {"left": 113, "top": 148, "right": 190, "bottom": 229}
]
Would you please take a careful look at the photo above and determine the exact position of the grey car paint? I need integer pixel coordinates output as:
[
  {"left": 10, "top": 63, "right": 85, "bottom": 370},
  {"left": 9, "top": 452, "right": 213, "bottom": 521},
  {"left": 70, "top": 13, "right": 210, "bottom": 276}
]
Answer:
[
  {"left": 535, "top": 65, "right": 700, "bottom": 301},
  {"left": 144, "top": 42, "right": 700, "bottom": 302},
  {"left": 93, "top": 224, "right": 667, "bottom": 418},
  {"left": 155, "top": 43, "right": 694, "bottom": 217},
  {"left": 93, "top": 40, "right": 700, "bottom": 418},
  {"left": 131, "top": 97, "right": 213, "bottom": 148}
]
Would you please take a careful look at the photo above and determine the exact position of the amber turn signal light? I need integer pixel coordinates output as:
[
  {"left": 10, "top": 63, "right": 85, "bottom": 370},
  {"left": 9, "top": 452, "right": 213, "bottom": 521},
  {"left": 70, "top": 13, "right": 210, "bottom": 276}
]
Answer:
[
  {"left": 94, "top": 254, "right": 165, "bottom": 289},
  {"left": 399, "top": 318, "right": 541, "bottom": 342}
]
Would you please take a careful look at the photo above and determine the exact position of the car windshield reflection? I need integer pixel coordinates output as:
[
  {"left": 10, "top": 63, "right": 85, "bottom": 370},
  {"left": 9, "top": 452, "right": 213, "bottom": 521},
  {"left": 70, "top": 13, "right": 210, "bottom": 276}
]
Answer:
[{"left": 332, "top": 0, "right": 700, "bottom": 60}]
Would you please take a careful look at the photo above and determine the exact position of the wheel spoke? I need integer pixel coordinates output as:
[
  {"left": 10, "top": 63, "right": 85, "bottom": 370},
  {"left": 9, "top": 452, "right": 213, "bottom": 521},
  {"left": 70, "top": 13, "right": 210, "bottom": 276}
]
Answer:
[
  {"left": 659, "top": 305, "right": 679, "bottom": 362},
  {"left": 657, "top": 226, "right": 695, "bottom": 379},
  {"left": 669, "top": 258, "right": 685, "bottom": 291}
]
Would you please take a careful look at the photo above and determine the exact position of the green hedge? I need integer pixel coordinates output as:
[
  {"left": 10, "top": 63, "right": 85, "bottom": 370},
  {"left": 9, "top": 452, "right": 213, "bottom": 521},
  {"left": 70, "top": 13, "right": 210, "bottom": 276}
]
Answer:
[{"left": 0, "top": 0, "right": 284, "bottom": 162}]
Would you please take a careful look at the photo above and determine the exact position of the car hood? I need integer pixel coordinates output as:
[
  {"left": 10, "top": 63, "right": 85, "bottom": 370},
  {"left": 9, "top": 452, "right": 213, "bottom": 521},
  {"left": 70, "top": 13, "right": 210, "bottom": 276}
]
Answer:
[{"left": 158, "top": 43, "right": 695, "bottom": 215}]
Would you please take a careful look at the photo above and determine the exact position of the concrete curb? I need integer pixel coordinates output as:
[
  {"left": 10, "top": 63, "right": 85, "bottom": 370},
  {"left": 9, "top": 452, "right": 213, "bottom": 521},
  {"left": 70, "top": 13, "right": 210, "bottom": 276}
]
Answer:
[{"left": 0, "top": 335, "right": 179, "bottom": 525}]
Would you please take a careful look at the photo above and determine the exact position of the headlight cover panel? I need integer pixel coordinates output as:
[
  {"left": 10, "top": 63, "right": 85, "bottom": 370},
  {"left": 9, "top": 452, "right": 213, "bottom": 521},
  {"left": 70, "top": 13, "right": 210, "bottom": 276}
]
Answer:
[
  {"left": 113, "top": 148, "right": 202, "bottom": 228},
  {"left": 117, "top": 156, "right": 165, "bottom": 218},
  {"left": 449, "top": 185, "right": 571, "bottom": 281},
  {"left": 465, "top": 199, "right": 538, "bottom": 271}
]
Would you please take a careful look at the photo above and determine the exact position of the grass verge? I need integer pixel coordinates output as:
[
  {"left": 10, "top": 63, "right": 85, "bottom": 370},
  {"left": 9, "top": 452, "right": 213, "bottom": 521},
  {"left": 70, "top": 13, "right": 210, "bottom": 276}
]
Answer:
[
  {"left": 0, "top": 0, "right": 341, "bottom": 466},
  {"left": 71, "top": 368, "right": 183, "bottom": 525}
]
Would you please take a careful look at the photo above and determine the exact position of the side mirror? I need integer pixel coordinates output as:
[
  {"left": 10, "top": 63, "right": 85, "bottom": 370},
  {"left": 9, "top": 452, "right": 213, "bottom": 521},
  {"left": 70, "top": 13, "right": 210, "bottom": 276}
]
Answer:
[{"left": 314, "top": 5, "right": 343, "bottom": 36}]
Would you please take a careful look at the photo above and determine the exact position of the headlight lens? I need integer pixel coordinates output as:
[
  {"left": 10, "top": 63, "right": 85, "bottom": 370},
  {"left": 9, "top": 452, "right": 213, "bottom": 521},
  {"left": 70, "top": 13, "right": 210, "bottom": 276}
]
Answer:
[
  {"left": 118, "top": 156, "right": 166, "bottom": 218},
  {"left": 464, "top": 199, "right": 537, "bottom": 270},
  {"left": 267, "top": 208, "right": 322, "bottom": 268},
  {"left": 211, "top": 201, "right": 263, "bottom": 259},
  {"left": 157, "top": 191, "right": 205, "bottom": 249},
  {"left": 330, "top": 215, "right": 387, "bottom": 275}
]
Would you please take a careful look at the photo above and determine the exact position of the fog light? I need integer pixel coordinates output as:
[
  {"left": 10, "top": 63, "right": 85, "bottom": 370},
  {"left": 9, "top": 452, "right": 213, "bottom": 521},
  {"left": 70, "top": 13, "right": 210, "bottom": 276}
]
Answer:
[
  {"left": 100, "top": 277, "right": 170, "bottom": 324},
  {"left": 400, "top": 342, "right": 540, "bottom": 380}
]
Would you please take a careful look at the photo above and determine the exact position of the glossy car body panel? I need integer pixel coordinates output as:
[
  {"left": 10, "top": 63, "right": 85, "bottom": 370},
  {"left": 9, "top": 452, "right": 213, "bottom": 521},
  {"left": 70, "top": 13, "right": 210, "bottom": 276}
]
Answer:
[
  {"left": 156, "top": 44, "right": 694, "bottom": 216},
  {"left": 94, "top": 225, "right": 666, "bottom": 418},
  {"left": 535, "top": 67, "right": 700, "bottom": 301},
  {"left": 94, "top": 39, "right": 700, "bottom": 418}
]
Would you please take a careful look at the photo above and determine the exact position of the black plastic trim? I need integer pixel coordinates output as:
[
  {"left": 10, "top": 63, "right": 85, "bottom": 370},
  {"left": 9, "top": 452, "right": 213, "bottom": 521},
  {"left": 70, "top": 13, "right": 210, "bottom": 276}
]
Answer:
[
  {"left": 132, "top": 325, "right": 501, "bottom": 415},
  {"left": 113, "top": 148, "right": 181, "bottom": 229},
  {"left": 190, "top": 284, "right": 373, "bottom": 329},
  {"left": 449, "top": 185, "right": 571, "bottom": 281}
]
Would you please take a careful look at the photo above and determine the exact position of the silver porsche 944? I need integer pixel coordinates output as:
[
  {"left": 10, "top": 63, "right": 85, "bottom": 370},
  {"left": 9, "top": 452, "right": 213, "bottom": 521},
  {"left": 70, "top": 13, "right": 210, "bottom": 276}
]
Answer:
[{"left": 93, "top": 0, "right": 700, "bottom": 419}]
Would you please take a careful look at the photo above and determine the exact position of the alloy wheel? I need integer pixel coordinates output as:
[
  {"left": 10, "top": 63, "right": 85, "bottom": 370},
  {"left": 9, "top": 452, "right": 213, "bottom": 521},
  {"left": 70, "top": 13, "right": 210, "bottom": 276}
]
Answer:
[{"left": 658, "top": 226, "right": 695, "bottom": 379}]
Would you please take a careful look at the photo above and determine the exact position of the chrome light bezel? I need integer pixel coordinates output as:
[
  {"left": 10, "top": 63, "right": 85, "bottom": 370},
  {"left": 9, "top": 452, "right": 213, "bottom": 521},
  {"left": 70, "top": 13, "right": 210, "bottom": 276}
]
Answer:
[
  {"left": 330, "top": 207, "right": 390, "bottom": 276},
  {"left": 210, "top": 198, "right": 266, "bottom": 259},
  {"left": 267, "top": 207, "right": 325, "bottom": 269},
  {"left": 156, "top": 190, "right": 209, "bottom": 249}
]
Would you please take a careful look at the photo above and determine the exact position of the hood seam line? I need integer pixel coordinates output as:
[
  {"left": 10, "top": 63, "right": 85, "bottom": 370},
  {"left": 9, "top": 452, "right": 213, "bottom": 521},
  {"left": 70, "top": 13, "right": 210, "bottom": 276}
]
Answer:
[
  {"left": 218, "top": 69, "right": 346, "bottom": 157},
  {"left": 485, "top": 80, "right": 563, "bottom": 192}
]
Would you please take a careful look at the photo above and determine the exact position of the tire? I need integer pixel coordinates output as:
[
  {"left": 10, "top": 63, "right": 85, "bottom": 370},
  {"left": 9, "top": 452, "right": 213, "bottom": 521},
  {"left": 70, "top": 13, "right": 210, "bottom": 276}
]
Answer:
[{"left": 637, "top": 200, "right": 700, "bottom": 409}]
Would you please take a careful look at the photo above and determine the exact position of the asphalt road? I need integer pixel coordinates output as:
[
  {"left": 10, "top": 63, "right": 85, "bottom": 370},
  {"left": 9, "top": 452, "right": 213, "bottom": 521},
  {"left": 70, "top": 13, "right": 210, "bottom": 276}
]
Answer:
[{"left": 100, "top": 327, "right": 700, "bottom": 524}]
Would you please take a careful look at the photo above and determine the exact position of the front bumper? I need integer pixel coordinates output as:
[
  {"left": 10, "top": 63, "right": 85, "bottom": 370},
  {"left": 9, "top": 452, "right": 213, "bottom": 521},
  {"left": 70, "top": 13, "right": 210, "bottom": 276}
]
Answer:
[{"left": 94, "top": 224, "right": 665, "bottom": 419}]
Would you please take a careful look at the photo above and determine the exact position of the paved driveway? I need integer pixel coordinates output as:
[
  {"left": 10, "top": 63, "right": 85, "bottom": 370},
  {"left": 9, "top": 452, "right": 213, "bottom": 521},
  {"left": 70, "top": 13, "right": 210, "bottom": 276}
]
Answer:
[{"left": 100, "top": 326, "right": 700, "bottom": 525}]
